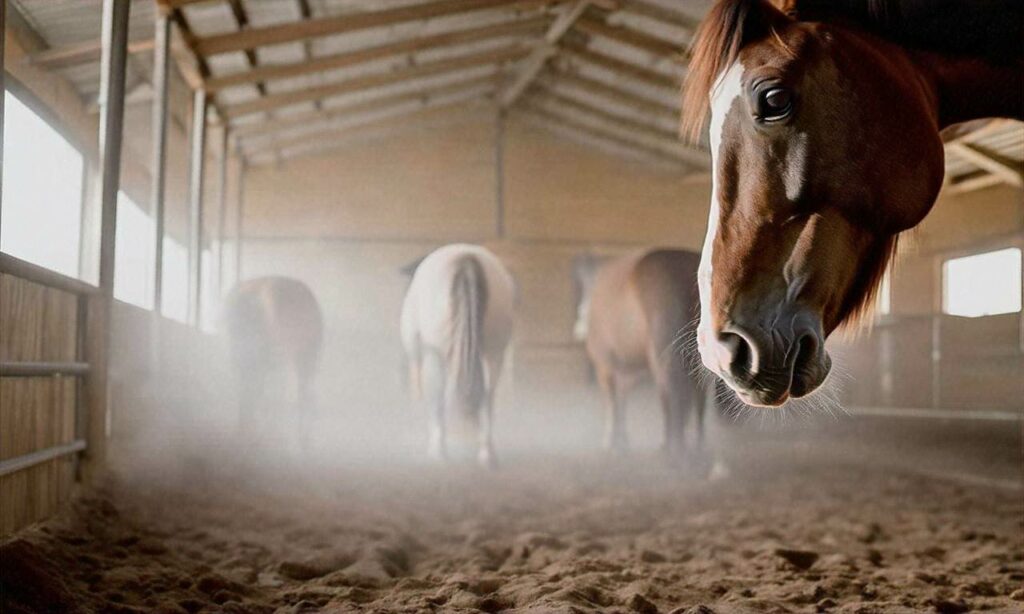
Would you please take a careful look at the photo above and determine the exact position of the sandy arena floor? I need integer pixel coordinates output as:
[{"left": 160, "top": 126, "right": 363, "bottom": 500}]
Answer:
[{"left": 2, "top": 417, "right": 1022, "bottom": 614}]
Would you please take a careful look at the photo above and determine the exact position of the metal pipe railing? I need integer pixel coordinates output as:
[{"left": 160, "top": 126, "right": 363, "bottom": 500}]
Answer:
[
  {"left": 0, "top": 362, "right": 91, "bottom": 377},
  {"left": 0, "top": 440, "right": 87, "bottom": 477},
  {"left": 0, "top": 252, "right": 98, "bottom": 296}
]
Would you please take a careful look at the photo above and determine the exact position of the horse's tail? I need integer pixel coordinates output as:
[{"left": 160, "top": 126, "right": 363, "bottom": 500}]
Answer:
[{"left": 448, "top": 254, "right": 489, "bottom": 415}]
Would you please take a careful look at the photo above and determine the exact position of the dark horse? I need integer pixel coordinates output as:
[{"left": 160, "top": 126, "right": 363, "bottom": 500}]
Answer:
[
  {"left": 222, "top": 277, "right": 323, "bottom": 443},
  {"left": 574, "top": 249, "right": 710, "bottom": 459},
  {"left": 681, "top": 0, "right": 1023, "bottom": 407}
]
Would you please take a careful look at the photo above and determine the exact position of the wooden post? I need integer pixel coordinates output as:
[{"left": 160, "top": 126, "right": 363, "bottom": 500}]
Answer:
[
  {"left": 1, "top": 0, "right": 6, "bottom": 225},
  {"left": 215, "top": 127, "right": 229, "bottom": 300},
  {"left": 494, "top": 108, "right": 505, "bottom": 240},
  {"left": 86, "top": 0, "right": 131, "bottom": 479},
  {"left": 150, "top": 11, "right": 171, "bottom": 316},
  {"left": 186, "top": 88, "right": 208, "bottom": 327},
  {"left": 234, "top": 159, "right": 247, "bottom": 285}
]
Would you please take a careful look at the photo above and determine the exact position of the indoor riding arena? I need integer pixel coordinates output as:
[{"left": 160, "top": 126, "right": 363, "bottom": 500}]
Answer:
[{"left": 2, "top": 1, "right": 1022, "bottom": 613}]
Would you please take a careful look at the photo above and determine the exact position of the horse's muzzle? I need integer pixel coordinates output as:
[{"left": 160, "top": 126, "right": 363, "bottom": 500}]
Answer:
[{"left": 698, "top": 310, "right": 831, "bottom": 407}]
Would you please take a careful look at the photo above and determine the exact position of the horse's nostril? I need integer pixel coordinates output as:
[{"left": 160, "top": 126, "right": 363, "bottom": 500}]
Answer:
[
  {"left": 792, "top": 333, "right": 818, "bottom": 377},
  {"left": 719, "top": 331, "right": 753, "bottom": 377}
]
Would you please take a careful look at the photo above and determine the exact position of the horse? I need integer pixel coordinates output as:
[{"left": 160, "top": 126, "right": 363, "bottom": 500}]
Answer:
[
  {"left": 574, "top": 249, "right": 710, "bottom": 460},
  {"left": 222, "top": 276, "right": 323, "bottom": 444},
  {"left": 680, "top": 0, "right": 1023, "bottom": 407},
  {"left": 400, "top": 244, "right": 515, "bottom": 467}
]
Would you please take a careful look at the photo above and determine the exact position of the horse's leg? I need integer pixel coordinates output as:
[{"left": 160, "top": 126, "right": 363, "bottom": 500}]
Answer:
[
  {"left": 237, "top": 362, "right": 265, "bottom": 437},
  {"left": 597, "top": 366, "right": 627, "bottom": 452},
  {"left": 477, "top": 379, "right": 498, "bottom": 469},
  {"left": 649, "top": 344, "right": 691, "bottom": 462},
  {"left": 294, "top": 360, "right": 316, "bottom": 453},
  {"left": 421, "top": 349, "right": 447, "bottom": 461}
]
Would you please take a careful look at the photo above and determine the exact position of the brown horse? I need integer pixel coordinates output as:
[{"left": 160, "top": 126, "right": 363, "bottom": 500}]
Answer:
[
  {"left": 574, "top": 249, "right": 709, "bottom": 458},
  {"left": 222, "top": 277, "right": 323, "bottom": 443},
  {"left": 681, "top": 0, "right": 1023, "bottom": 407}
]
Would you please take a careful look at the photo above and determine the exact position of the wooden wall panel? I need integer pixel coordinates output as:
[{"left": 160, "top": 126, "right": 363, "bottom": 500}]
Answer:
[{"left": 0, "top": 274, "right": 80, "bottom": 535}]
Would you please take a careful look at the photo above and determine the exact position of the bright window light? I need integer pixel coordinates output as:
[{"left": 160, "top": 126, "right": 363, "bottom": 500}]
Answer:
[
  {"left": 162, "top": 237, "right": 189, "bottom": 323},
  {"left": 943, "top": 248, "right": 1022, "bottom": 317},
  {"left": 1, "top": 90, "right": 84, "bottom": 278},
  {"left": 114, "top": 191, "right": 154, "bottom": 309}
]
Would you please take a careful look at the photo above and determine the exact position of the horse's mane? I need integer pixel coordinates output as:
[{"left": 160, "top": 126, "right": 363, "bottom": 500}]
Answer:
[
  {"left": 840, "top": 234, "right": 898, "bottom": 331},
  {"left": 680, "top": 0, "right": 787, "bottom": 142},
  {"left": 680, "top": 0, "right": 1023, "bottom": 141}
]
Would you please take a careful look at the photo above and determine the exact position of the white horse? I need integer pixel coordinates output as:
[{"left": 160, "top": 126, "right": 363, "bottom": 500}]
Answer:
[{"left": 400, "top": 244, "right": 515, "bottom": 467}]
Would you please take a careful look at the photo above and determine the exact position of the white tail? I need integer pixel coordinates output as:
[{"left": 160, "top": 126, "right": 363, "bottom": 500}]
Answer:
[{"left": 448, "top": 254, "right": 488, "bottom": 415}]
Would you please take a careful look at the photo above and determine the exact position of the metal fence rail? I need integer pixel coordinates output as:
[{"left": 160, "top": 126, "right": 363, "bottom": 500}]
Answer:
[{"left": 0, "top": 253, "right": 93, "bottom": 478}]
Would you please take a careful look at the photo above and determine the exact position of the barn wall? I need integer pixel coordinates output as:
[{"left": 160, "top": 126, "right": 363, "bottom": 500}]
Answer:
[{"left": 0, "top": 275, "right": 79, "bottom": 535}]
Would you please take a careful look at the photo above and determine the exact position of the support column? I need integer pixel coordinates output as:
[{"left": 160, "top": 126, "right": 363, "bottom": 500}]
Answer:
[
  {"left": 86, "top": 0, "right": 131, "bottom": 478},
  {"left": 1, "top": 0, "right": 6, "bottom": 225},
  {"left": 494, "top": 108, "right": 505, "bottom": 240},
  {"left": 186, "top": 89, "right": 208, "bottom": 327},
  {"left": 150, "top": 11, "right": 170, "bottom": 316},
  {"left": 215, "top": 127, "right": 229, "bottom": 299},
  {"left": 234, "top": 159, "right": 247, "bottom": 285}
]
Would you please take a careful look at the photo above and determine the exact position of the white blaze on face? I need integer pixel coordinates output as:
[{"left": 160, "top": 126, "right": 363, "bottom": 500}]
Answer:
[{"left": 697, "top": 61, "right": 746, "bottom": 373}]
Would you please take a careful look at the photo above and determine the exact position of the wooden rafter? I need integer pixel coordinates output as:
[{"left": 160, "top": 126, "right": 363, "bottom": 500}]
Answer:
[
  {"left": 498, "top": 0, "right": 592, "bottom": 108},
  {"left": 243, "top": 96, "right": 486, "bottom": 155},
  {"left": 225, "top": 0, "right": 267, "bottom": 97},
  {"left": 529, "top": 86, "right": 708, "bottom": 167},
  {"left": 574, "top": 14, "right": 683, "bottom": 60},
  {"left": 233, "top": 74, "right": 499, "bottom": 140},
  {"left": 28, "top": 38, "right": 159, "bottom": 69},
  {"left": 206, "top": 16, "right": 547, "bottom": 92},
  {"left": 617, "top": 0, "right": 700, "bottom": 32},
  {"left": 531, "top": 86, "right": 675, "bottom": 141},
  {"left": 548, "top": 68, "right": 678, "bottom": 119},
  {"left": 193, "top": 0, "right": 569, "bottom": 57},
  {"left": 560, "top": 40, "right": 678, "bottom": 89},
  {"left": 520, "top": 104, "right": 687, "bottom": 167},
  {"left": 248, "top": 99, "right": 491, "bottom": 164},
  {"left": 947, "top": 142, "right": 1024, "bottom": 188},
  {"left": 223, "top": 45, "right": 528, "bottom": 119}
]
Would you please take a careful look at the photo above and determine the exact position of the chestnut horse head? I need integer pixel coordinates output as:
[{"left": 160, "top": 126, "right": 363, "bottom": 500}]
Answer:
[{"left": 681, "top": 0, "right": 958, "bottom": 407}]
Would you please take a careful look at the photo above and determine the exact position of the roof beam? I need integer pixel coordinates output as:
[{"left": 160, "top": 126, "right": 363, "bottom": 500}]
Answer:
[
  {"left": 528, "top": 88, "right": 707, "bottom": 167},
  {"left": 549, "top": 68, "right": 678, "bottom": 119},
  {"left": 947, "top": 142, "right": 1024, "bottom": 188},
  {"left": 574, "top": 14, "right": 682, "bottom": 60},
  {"left": 530, "top": 86, "right": 673, "bottom": 141},
  {"left": 498, "top": 0, "right": 591, "bottom": 108},
  {"left": 206, "top": 16, "right": 547, "bottom": 92},
  {"left": 616, "top": 0, "right": 700, "bottom": 32},
  {"left": 248, "top": 99, "right": 490, "bottom": 165},
  {"left": 225, "top": 0, "right": 267, "bottom": 97},
  {"left": 223, "top": 45, "right": 528, "bottom": 119},
  {"left": 520, "top": 104, "right": 687, "bottom": 167},
  {"left": 27, "top": 38, "right": 159, "bottom": 69},
  {"left": 233, "top": 74, "right": 499, "bottom": 140},
  {"left": 560, "top": 40, "right": 678, "bottom": 89},
  {"left": 193, "top": 0, "right": 569, "bottom": 57},
  {"left": 243, "top": 96, "right": 488, "bottom": 156},
  {"left": 947, "top": 171, "right": 1007, "bottom": 194}
]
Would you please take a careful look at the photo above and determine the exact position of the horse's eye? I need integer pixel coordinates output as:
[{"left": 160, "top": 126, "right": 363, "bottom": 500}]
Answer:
[{"left": 757, "top": 87, "right": 793, "bottom": 121}]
